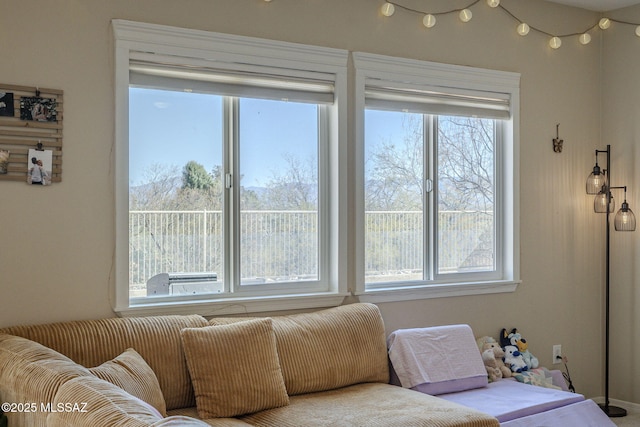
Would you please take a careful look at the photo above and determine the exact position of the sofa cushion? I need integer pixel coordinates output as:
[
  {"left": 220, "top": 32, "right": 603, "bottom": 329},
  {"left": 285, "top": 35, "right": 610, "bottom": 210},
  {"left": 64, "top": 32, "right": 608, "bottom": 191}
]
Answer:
[
  {"left": 47, "top": 376, "right": 163, "bottom": 427},
  {"left": 90, "top": 348, "right": 167, "bottom": 416},
  {"left": 0, "top": 334, "right": 93, "bottom": 427},
  {"left": 181, "top": 318, "right": 289, "bottom": 418},
  {"left": 167, "top": 407, "right": 255, "bottom": 426},
  {"left": 240, "top": 382, "right": 499, "bottom": 427},
  {"left": 0, "top": 314, "right": 209, "bottom": 410},
  {"left": 209, "top": 303, "right": 389, "bottom": 395}
]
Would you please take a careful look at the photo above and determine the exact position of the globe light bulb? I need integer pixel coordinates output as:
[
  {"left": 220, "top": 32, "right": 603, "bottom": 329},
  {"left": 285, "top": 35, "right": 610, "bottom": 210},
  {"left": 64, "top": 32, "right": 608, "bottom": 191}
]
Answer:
[
  {"left": 459, "top": 9, "right": 472, "bottom": 22},
  {"left": 549, "top": 36, "right": 562, "bottom": 49},
  {"left": 579, "top": 33, "right": 591, "bottom": 45},
  {"left": 599, "top": 18, "right": 611, "bottom": 29},
  {"left": 487, "top": 0, "right": 500, "bottom": 7},
  {"left": 423, "top": 14, "right": 436, "bottom": 28},
  {"left": 636, "top": 26, "right": 640, "bottom": 37},
  {"left": 517, "top": 23, "right": 530, "bottom": 36},
  {"left": 381, "top": 2, "right": 395, "bottom": 17}
]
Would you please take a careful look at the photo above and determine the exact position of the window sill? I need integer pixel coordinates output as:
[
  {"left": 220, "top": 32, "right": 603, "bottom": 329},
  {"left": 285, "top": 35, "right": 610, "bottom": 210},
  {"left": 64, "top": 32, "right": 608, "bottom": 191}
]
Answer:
[
  {"left": 355, "top": 280, "right": 521, "bottom": 304},
  {"left": 114, "top": 292, "right": 349, "bottom": 317}
]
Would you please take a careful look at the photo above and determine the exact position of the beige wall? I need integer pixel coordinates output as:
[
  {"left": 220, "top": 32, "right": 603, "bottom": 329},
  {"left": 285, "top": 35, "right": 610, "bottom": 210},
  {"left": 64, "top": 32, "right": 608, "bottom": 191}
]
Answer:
[
  {"left": 1, "top": 0, "right": 631, "bottom": 401},
  {"left": 602, "top": 4, "right": 640, "bottom": 407}
]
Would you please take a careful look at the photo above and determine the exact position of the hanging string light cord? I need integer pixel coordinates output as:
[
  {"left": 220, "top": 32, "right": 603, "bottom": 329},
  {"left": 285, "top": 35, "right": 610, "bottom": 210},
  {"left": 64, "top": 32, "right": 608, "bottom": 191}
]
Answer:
[
  {"left": 388, "top": 0, "right": 480, "bottom": 17},
  {"left": 381, "top": 0, "right": 640, "bottom": 48}
]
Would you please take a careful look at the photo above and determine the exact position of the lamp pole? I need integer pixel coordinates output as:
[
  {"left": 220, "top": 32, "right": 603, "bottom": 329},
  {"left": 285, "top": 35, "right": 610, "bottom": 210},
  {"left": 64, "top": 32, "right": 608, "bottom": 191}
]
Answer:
[{"left": 594, "top": 145, "right": 628, "bottom": 417}]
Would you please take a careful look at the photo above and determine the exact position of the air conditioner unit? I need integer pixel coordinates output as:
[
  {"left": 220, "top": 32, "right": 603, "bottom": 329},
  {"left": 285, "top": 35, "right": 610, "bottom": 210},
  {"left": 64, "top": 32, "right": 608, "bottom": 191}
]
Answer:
[{"left": 146, "top": 272, "right": 220, "bottom": 296}]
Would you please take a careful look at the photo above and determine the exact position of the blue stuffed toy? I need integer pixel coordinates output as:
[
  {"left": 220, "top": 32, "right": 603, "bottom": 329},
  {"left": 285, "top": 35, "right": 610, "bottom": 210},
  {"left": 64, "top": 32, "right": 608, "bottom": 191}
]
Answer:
[{"left": 501, "top": 328, "right": 539, "bottom": 370}]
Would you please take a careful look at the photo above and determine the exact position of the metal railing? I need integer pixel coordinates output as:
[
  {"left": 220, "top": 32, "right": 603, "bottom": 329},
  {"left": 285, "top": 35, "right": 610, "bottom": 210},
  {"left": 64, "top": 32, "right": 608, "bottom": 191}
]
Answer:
[{"left": 129, "top": 210, "right": 493, "bottom": 288}]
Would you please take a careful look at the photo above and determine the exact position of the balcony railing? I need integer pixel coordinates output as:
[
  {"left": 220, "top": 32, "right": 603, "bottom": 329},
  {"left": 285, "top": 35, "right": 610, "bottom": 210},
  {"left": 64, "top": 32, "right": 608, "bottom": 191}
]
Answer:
[{"left": 129, "top": 210, "right": 493, "bottom": 289}]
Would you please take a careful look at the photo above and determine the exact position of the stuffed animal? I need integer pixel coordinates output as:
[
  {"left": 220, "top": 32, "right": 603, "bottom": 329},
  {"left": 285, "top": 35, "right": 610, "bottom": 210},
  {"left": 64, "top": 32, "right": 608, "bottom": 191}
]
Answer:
[
  {"left": 501, "top": 328, "right": 539, "bottom": 370},
  {"left": 476, "top": 336, "right": 511, "bottom": 379},
  {"left": 481, "top": 348, "right": 502, "bottom": 382},
  {"left": 503, "top": 345, "right": 528, "bottom": 373}
]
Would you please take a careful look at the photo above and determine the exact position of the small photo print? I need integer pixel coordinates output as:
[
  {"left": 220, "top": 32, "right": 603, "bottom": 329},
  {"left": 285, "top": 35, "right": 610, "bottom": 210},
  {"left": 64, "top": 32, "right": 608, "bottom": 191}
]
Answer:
[
  {"left": 27, "top": 149, "right": 53, "bottom": 186},
  {"left": 20, "top": 96, "right": 57, "bottom": 122},
  {"left": 0, "top": 150, "right": 9, "bottom": 174},
  {"left": 0, "top": 92, "right": 14, "bottom": 117}
]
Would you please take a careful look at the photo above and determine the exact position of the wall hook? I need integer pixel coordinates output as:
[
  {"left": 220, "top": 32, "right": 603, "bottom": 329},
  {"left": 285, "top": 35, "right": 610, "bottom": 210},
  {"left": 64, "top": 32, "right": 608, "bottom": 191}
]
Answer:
[{"left": 553, "top": 123, "right": 563, "bottom": 153}]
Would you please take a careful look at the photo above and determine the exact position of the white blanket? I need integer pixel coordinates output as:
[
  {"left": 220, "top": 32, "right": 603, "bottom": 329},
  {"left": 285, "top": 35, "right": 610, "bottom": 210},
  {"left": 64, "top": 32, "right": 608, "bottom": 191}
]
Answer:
[{"left": 387, "top": 324, "right": 488, "bottom": 393}]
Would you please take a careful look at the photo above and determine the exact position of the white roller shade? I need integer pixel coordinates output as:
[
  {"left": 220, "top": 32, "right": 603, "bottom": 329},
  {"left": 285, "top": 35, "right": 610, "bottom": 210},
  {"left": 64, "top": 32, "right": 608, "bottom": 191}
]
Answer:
[
  {"left": 130, "top": 60, "right": 335, "bottom": 104},
  {"left": 364, "top": 78, "right": 511, "bottom": 119}
]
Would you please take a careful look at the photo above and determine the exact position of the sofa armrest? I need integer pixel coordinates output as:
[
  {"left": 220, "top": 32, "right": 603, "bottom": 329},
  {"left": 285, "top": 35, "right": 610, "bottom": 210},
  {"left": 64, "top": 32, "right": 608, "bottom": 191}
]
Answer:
[
  {"left": 0, "top": 334, "right": 92, "bottom": 427},
  {"left": 47, "top": 376, "right": 164, "bottom": 427}
]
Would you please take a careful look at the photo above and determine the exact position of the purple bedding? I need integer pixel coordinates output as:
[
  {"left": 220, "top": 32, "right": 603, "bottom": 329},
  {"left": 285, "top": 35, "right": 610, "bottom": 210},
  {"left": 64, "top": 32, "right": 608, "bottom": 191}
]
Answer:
[
  {"left": 437, "top": 379, "right": 583, "bottom": 422},
  {"left": 499, "top": 399, "right": 615, "bottom": 427}
]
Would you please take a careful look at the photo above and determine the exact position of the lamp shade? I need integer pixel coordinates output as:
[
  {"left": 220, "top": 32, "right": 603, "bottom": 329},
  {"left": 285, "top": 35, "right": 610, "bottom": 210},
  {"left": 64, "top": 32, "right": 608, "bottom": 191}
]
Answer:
[
  {"left": 586, "top": 165, "right": 606, "bottom": 194},
  {"left": 615, "top": 201, "right": 636, "bottom": 231},
  {"left": 595, "top": 191, "right": 614, "bottom": 213}
]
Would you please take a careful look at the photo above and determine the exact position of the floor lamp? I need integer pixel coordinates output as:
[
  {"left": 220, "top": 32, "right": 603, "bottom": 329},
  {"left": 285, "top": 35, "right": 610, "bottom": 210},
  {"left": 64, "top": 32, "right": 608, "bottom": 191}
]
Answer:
[{"left": 586, "top": 144, "right": 636, "bottom": 418}]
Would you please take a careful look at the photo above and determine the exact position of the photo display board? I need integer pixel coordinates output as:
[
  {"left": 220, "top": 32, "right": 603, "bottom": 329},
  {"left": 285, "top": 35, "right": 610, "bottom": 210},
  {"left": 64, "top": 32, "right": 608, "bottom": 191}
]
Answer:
[{"left": 0, "top": 83, "right": 63, "bottom": 183}]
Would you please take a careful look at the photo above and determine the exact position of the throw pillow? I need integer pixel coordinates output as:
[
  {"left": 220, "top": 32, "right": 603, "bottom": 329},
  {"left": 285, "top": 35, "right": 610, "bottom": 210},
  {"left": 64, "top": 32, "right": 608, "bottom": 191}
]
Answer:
[
  {"left": 513, "top": 367, "right": 562, "bottom": 390},
  {"left": 180, "top": 318, "right": 289, "bottom": 418},
  {"left": 89, "top": 348, "right": 167, "bottom": 416}
]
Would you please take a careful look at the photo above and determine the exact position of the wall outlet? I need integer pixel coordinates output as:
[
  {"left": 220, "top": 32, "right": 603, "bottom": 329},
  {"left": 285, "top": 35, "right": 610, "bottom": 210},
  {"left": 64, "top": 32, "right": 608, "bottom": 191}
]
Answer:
[{"left": 553, "top": 344, "right": 562, "bottom": 364}]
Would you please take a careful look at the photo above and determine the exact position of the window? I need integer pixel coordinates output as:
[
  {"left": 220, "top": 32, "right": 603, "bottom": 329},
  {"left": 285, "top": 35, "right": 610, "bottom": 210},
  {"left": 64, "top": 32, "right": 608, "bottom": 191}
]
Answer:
[
  {"left": 353, "top": 52, "right": 521, "bottom": 301},
  {"left": 114, "top": 20, "right": 348, "bottom": 315}
]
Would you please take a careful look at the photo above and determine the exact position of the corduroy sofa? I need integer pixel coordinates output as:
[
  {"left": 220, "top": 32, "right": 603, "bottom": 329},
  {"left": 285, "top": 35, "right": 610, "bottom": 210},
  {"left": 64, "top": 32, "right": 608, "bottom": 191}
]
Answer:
[{"left": 0, "top": 303, "right": 498, "bottom": 427}]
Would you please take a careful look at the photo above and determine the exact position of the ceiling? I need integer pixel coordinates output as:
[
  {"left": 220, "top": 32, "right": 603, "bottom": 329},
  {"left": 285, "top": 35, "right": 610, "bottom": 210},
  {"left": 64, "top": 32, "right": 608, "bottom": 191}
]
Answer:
[{"left": 547, "top": 0, "right": 640, "bottom": 11}]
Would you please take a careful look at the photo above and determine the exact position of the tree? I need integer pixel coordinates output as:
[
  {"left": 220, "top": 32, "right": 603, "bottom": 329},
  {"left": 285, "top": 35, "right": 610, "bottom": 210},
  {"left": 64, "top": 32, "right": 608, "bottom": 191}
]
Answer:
[
  {"left": 365, "top": 114, "right": 424, "bottom": 211},
  {"left": 262, "top": 153, "right": 318, "bottom": 210},
  {"left": 182, "top": 160, "right": 215, "bottom": 190},
  {"left": 130, "top": 163, "right": 181, "bottom": 210},
  {"left": 364, "top": 114, "right": 494, "bottom": 212},
  {"left": 438, "top": 116, "right": 494, "bottom": 212}
]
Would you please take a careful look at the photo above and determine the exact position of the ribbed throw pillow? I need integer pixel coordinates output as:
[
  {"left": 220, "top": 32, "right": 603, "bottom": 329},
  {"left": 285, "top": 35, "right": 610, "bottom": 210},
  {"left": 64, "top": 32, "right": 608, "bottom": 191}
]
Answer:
[
  {"left": 180, "top": 318, "right": 289, "bottom": 418},
  {"left": 89, "top": 348, "right": 167, "bottom": 417}
]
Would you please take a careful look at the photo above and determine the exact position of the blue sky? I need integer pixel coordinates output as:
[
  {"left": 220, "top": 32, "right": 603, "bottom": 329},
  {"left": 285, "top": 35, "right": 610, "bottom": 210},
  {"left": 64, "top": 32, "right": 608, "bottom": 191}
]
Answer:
[{"left": 129, "top": 88, "right": 318, "bottom": 188}]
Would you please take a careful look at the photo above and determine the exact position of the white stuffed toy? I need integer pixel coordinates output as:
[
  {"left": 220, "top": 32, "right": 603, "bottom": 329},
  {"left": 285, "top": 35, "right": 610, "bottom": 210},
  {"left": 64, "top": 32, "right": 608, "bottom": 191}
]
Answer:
[{"left": 503, "top": 345, "right": 528, "bottom": 373}]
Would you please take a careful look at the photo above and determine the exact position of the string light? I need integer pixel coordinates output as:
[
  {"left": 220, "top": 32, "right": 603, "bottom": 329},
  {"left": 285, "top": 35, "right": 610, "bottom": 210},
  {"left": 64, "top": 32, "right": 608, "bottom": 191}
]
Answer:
[
  {"left": 379, "top": 1, "right": 640, "bottom": 49},
  {"left": 423, "top": 14, "right": 436, "bottom": 29},
  {"left": 381, "top": 2, "right": 395, "bottom": 17},
  {"left": 459, "top": 9, "right": 473, "bottom": 23},
  {"left": 517, "top": 23, "right": 530, "bottom": 36}
]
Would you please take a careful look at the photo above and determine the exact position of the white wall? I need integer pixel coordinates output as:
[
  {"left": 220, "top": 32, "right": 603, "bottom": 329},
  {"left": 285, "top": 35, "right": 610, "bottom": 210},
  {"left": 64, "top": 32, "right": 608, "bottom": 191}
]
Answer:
[
  {"left": 602, "top": 3, "right": 640, "bottom": 407},
  {"left": 0, "top": 0, "right": 621, "bottom": 400}
]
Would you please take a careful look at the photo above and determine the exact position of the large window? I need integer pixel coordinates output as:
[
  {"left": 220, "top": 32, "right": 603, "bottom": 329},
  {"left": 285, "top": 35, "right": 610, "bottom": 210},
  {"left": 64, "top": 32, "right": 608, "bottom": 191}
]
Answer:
[
  {"left": 114, "top": 20, "right": 348, "bottom": 315},
  {"left": 354, "top": 52, "right": 520, "bottom": 301}
]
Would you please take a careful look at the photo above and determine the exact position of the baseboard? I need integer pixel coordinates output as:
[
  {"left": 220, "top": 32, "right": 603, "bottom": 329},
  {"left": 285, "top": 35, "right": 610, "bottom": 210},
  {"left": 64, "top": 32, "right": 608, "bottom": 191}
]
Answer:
[{"left": 592, "top": 397, "right": 640, "bottom": 415}]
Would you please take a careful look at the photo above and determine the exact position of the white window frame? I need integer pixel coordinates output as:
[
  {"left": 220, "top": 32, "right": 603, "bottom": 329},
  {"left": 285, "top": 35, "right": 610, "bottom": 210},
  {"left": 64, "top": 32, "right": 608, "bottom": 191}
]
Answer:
[
  {"left": 113, "top": 20, "right": 349, "bottom": 316},
  {"left": 353, "top": 52, "right": 521, "bottom": 303}
]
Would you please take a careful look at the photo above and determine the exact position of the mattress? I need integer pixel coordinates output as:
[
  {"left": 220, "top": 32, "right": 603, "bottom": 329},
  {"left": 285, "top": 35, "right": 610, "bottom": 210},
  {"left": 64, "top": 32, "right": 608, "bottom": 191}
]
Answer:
[
  {"left": 499, "top": 399, "right": 615, "bottom": 426},
  {"left": 437, "top": 378, "right": 583, "bottom": 422}
]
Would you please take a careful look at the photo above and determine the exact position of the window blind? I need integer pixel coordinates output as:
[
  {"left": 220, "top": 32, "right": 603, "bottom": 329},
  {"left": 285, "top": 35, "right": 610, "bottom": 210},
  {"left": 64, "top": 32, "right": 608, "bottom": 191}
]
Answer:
[
  {"left": 129, "top": 60, "right": 335, "bottom": 104},
  {"left": 364, "top": 78, "right": 511, "bottom": 119}
]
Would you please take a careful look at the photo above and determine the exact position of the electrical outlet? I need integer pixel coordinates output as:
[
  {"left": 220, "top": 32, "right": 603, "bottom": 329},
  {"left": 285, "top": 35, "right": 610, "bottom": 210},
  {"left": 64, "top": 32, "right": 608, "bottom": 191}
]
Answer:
[{"left": 553, "top": 345, "right": 562, "bottom": 364}]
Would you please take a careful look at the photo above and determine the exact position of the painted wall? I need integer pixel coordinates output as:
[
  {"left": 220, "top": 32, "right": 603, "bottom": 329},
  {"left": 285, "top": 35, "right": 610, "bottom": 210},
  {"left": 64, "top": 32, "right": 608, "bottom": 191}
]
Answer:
[
  {"left": 0, "top": 0, "right": 625, "bottom": 401},
  {"left": 602, "top": 4, "right": 640, "bottom": 407}
]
